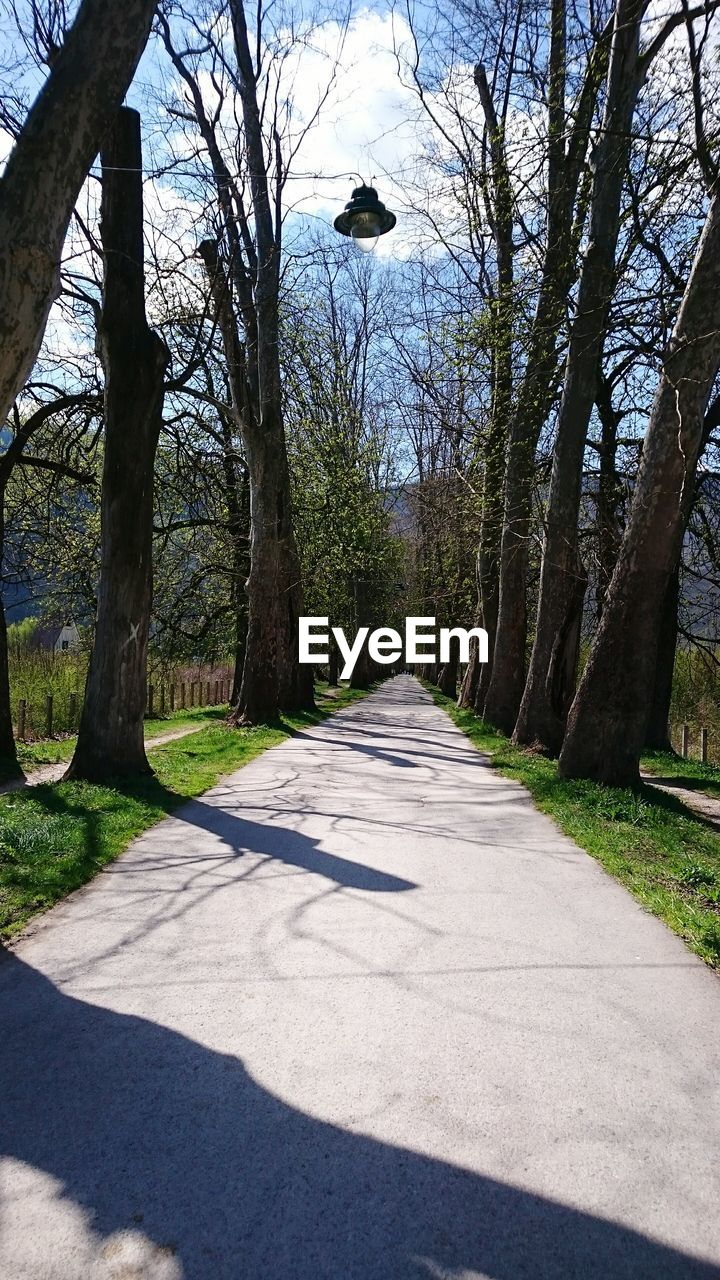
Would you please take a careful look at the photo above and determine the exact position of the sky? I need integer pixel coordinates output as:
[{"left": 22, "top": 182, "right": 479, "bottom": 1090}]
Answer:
[
  {"left": 0, "top": 3, "right": 433, "bottom": 223},
  {"left": 1, "top": 0, "right": 718, "bottom": 384},
  {"left": 130, "top": 2, "right": 446, "bottom": 262}
]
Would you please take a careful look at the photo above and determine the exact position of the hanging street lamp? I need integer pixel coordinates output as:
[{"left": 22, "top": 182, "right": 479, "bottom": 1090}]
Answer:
[{"left": 333, "top": 184, "right": 396, "bottom": 253}]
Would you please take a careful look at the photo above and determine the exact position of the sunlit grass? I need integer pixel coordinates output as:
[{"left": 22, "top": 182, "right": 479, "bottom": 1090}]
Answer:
[
  {"left": 642, "top": 749, "right": 720, "bottom": 800},
  {"left": 11, "top": 704, "right": 229, "bottom": 775},
  {"left": 0, "top": 683, "right": 369, "bottom": 940}
]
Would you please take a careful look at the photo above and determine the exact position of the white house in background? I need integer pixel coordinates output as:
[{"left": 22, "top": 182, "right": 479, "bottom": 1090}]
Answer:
[{"left": 32, "top": 622, "right": 81, "bottom": 654}]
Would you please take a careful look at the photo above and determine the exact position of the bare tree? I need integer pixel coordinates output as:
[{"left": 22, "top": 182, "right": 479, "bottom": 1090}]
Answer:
[
  {"left": 482, "top": 0, "right": 609, "bottom": 731},
  {"left": 514, "top": 0, "right": 719, "bottom": 754},
  {"left": 158, "top": 0, "right": 346, "bottom": 721},
  {"left": 224, "top": 0, "right": 313, "bottom": 721}
]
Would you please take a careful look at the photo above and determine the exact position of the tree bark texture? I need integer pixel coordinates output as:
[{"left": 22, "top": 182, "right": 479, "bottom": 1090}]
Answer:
[
  {"left": 559, "top": 189, "right": 720, "bottom": 784},
  {"left": 0, "top": 511, "right": 18, "bottom": 771},
  {"left": 484, "top": 0, "right": 607, "bottom": 733},
  {"left": 594, "top": 368, "right": 624, "bottom": 619},
  {"left": 199, "top": 237, "right": 310, "bottom": 723},
  {"left": 67, "top": 109, "right": 168, "bottom": 781},
  {"left": 328, "top": 639, "right": 339, "bottom": 687},
  {"left": 349, "top": 577, "right": 371, "bottom": 691},
  {"left": 641, "top": 398, "right": 720, "bottom": 751},
  {"left": 457, "top": 626, "right": 482, "bottom": 708},
  {"left": 438, "top": 640, "right": 460, "bottom": 698},
  {"left": 473, "top": 64, "right": 515, "bottom": 709},
  {"left": 217, "top": 404, "right": 250, "bottom": 709},
  {"left": 225, "top": 0, "right": 313, "bottom": 722},
  {"left": 643, "top": 560, "right": 679, "bottom": 752},
  {"left": 514, "top": 0, "right": 645, "bottom": 754},
  {"left": 0, "top": 0, "right": 158, "bottom": 431}
]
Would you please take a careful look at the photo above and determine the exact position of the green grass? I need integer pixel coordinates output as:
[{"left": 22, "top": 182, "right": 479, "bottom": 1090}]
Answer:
[
  {"left": 427, "top": 685, "right": 720, "bottom": 970},
  {"left": 0, "top": 682, "right": 369, "bottom": 941},
  {"left": 12, "top": 705, "right": 228, "bottom": 775},
  {"left": 641, "top": 749, "right": 720, "bottom": 800}
]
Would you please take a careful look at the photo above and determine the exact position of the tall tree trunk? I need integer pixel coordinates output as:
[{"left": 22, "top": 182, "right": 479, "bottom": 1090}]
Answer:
[
  {"left": 227, "top": 0, "right": 312, "bottom": 722},
  {"left": 641, "top": 397, "right": 720, "bottom": 753},
  {"left": 199, "top": 239, "right": 310, "bottom": 724},
  {"left": 484, "top": 0, "right": 608, "bottom": 733},
  {"left": 0, "top": 509, "right": 19, "bottom": 773},
  {"left": 457, "top": 623, "right": 482, "bottom": 708},
  {"left": 349, "top": 653, "right": 371, "bottom": 691},
  {"left": 595, "top": 368, "right": 623, "bottom": 619},
  {"left": 438, "top": 637, "right": 460, "bottom": 698},
  {"left": 239, "top": 463, "right": 311, "bottom": 717},
  {"left": 559, "top": 189, "right": 720, "bottom": 785},
  {"left": 643, "top": 560, "right": 679, "bottom": 751},
  {"left": 229, "top": 501, "right": 249, "bottom": 711},
  {"left": 472, "top": 63, "right": 514, "bottom": 709},
  {"left": 67, "top": 109, "right": 167, "bottom": 781},
  {"left": 643, "top": 393, "right": 720, "bottom": 753},
  {"left": 217, "top": 407, "right": 249, "bottom": 710},
  {"left": 0, "top": 0, "right": 158, "bottom": 431},
  {"left": 514, "top": 0, "right": 644, "bottom": 754},
  {"left": 328, "top": 637, "right": 339, "bottom": 687},
  {"left": 349, "top": 577, "right": 371, "bottom": 690},
  {"left": 231, "top": 610, "right": 248, "bottom": 709}
]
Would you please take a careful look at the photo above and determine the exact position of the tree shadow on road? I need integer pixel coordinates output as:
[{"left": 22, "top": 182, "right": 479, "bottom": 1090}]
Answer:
[
  {"left": 1, "top": 952, "right": 717, "bottom": 1280},
  {"left": 169, "top": 797, "right": 418, "bottom": 892}
]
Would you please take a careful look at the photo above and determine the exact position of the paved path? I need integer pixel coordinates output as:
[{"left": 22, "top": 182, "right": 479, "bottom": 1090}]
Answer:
[{"left": 2, "top": 676, "right": 720, "bottom": 1280}]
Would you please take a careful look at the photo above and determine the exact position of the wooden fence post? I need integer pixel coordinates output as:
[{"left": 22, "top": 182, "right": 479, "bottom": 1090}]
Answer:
[
  {"left": 170, "top": 684, "right": 175, "bottom": 712},
  {"left": 45, "top": 694, "right": 53, "bottom": 739},
  {"left": 181, "top": 682, "right": 186, "bottom": 710},
  {"left": 681, "top": 724, "right": 689, "bottom": 758},
  {"left": 69, "top": 692, "right": 78, "bottom": 725},
  {"left": 701, "top": 727, "right": 708, "bottom": 764},
  {"left": 206, "top": 681, "right": 211, "bottom": 706},
  {"left": 189, "top": 682, "right": 195, "bottom": 708},
  {"left": 160, "top": 685, "right": 166, "bottom": 716},
  {"left": 17, "top": 699, "right": 26, "bottom": 741},
  {"left": 148, "top": 685, "right": 154, "bottom": 718},
  {"left": 214, "top": 679, "right": 219, "bottom": 705}
]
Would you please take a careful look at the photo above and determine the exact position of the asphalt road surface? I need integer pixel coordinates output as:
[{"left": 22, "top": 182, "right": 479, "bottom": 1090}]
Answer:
[{"left": 2, "top": 675, "right": 720, "bottom": 1279}]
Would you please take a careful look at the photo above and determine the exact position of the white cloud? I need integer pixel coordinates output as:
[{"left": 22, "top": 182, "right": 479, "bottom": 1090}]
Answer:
[{"left": 281, "top": 10, "right": 422, "bottom": 218}]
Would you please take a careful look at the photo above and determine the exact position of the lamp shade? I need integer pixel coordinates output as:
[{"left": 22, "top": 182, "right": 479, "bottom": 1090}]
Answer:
[{"left": 333, "top": 185, "right": 396, "bottom": 246}]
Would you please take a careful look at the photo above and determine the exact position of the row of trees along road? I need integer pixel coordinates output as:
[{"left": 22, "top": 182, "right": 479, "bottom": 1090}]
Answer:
[
  {"left": 398, "top": 0, "right": 720, "bottom": 783},
  {"left": 1, "top": 0, "right": 720, "bottom": 787}
]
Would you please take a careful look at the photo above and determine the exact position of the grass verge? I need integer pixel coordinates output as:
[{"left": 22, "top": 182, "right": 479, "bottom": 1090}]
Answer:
[
  {"left": 428, "top": 685, "right": 720, "bottom": 970},
  {"left": 642, "top": 749, "right": 720, "bottom": 800},
  {"left": 0, "top": 683, "right": 369, "bottom": 941},
  {"left": 11, "top": 705, "right": 229, "bottom": 775}
]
